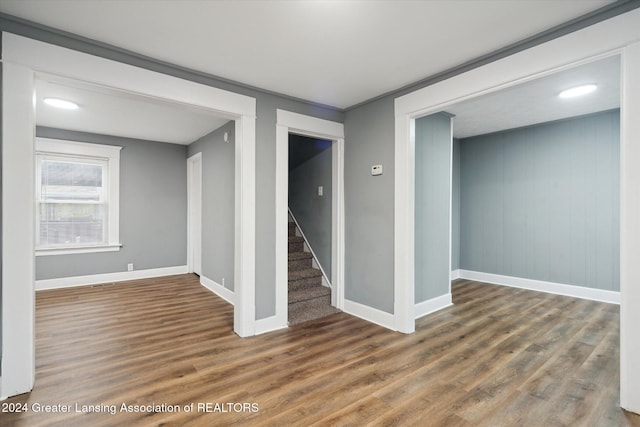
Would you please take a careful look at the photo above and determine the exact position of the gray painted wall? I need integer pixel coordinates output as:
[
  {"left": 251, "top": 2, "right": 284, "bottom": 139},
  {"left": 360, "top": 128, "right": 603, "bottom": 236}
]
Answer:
[
  {"left": 289, "top": 143, "right": 332, "bottom": 277},
  {"left": 187, "top": 122, "right": 235, "bottom": 291},
  {"left": 452, "top": 138, "right": 461, "bottom": 270},
  {"left": 344, "top": 97, "right": 395, "bottom": 313},
  {"left": 459, "top": 110, "right": 620, "bottom": 291},
  {"left": 415, "top": 113, "right": 452, "bottom": 302},
  {"left": 35, "top": 127, "right": 188, "bottom": 280}
]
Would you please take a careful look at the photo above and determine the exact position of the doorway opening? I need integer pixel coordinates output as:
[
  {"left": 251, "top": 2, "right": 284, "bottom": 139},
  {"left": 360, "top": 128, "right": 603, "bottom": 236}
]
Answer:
[
  {"left": 287, "top": 133, "right": 339, "bottom": 325},
  {"left": 2, "top": 33, "right": 256, "bottom": 398},
  {"left": 272, "top": 109, "right": 344, "bottom": 333}
]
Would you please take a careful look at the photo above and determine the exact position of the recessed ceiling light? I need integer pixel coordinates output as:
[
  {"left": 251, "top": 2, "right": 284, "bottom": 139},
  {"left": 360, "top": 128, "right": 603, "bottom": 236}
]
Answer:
[
  {"left": 558, "top": 84, "right": 597, "bottom": 99},
  {"left": 43, "top": 98, "right": 79, "bottom": 110}
]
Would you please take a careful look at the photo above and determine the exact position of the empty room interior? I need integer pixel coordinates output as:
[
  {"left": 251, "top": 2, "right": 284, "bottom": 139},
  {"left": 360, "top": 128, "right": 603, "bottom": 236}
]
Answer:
[{"left": 2, "top": 1, "right": 640, "bottom": 425}]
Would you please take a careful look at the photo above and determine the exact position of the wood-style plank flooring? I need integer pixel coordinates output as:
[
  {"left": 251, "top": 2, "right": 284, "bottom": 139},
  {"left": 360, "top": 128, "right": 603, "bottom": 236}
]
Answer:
[{"left": 2, "top": 274, "right": 639, "bottom": 426}]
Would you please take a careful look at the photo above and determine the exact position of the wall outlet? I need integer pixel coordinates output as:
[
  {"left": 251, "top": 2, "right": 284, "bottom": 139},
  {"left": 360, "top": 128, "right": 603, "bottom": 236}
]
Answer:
[
  {"left": 222, "top": 278, "right": 225, "bottom": 287},
  {"left": 318, "top": 185, "right": 323, "bottom": 196},
  {"left": 127, "top": 263, "right": 134, "bottom": 271}
]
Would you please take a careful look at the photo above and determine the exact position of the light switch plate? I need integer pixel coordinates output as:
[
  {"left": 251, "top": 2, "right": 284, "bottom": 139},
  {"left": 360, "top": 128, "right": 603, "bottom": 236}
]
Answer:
[{"left": 371, "top": 164, "right": 383, "bottom": 176}]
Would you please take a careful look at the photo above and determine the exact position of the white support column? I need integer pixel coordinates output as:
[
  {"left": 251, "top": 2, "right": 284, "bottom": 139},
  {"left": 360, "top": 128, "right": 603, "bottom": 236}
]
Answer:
[
  {"left": 274, "top": 123, "right": 289, "bottom": 327},
  {"left": 620, "top": 40, "right": 640, "bottom": 415},
  {"left": 1, "top": 62, "right": 36, "bottom": 398},
  {"left": 233, "top": 114, "right": 256, "bottom": 337},
  {"left": 393, "top": 113, "right": 416, "bottom": 333},
  {"left": 331, "top": 137, "right": 345, "bottom": 309}
]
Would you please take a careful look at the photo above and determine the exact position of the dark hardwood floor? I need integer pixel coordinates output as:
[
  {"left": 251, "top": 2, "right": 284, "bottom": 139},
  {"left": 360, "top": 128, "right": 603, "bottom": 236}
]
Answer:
[{"left": 2, "top": 274, "right": 639, "bottom": 426}]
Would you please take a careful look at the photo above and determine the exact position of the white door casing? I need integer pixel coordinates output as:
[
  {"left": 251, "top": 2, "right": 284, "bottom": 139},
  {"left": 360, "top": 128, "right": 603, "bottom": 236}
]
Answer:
[
  {"left": 1, "top": 32, "right": 256, "bottom": 398},
  {"left": 269, "top": 109, "right": 345, "bottom": 334}
]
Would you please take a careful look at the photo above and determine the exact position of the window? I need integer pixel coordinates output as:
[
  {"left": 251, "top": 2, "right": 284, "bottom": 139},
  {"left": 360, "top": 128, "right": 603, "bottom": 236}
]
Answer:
[{"left": 35, "top": 138, "right": 122, "bottom": 255}]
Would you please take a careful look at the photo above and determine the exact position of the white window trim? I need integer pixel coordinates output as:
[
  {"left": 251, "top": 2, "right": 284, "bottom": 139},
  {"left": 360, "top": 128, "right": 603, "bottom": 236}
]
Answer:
[{"left": 35, "top": 137, "right": 122, "bottom": 256}]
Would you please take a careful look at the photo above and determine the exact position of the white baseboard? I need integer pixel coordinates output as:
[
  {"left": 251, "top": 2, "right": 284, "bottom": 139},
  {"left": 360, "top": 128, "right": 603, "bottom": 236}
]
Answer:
[
  {"left": 255, "top": 315, "right": 288, "bottom": 335},
  {"left": 450, "top": 269, "right": 462, "bottom": 280},
  {"left": 415, "top": 293, "right": 453, "bottom": 319},
  {"left": 200, "top": 275, "right": 235, "bottom": 305},
  {"left": 458, "top": 270, "right": 620, "bottom": 304},
  {"left": 343, "top": 299, "right": 395, "bottom": 330},
  {"left": 35, "top": 265, "right": 188, "bottom": 290}
]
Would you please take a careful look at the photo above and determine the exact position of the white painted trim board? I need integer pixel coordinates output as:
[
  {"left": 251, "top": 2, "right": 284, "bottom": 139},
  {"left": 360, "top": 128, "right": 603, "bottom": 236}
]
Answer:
[
  {"left": 343, "top": 299, "right": 395, "bottom": 331},
  {"left": 35, "top": 266, "right": 189, "bottom": 291},
  {"left": 457, "top": 270, "right": 620, "bottom": 305},
  {"left": 415, "top": 294, "right": 453, "bottom": 320},
  {"left": 200, "top": 275, "right": 235, "bottom": 305}
]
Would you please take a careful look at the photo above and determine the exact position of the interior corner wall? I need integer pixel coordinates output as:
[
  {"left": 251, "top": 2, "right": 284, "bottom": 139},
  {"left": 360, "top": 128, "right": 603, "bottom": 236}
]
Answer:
[
  {"left": 187, "top": 121, "right": 235, "bottom": 291},
  {"left": 415, "top": 113, "right": 452, "bottom": 303},
  {"left": 288, "top": 146, "right": 332, "bottom": 277},
  {"left": 459, "top": 110, "right": 620, "bottom": 291},
  {"left": 35, "top": 127, "right": 188, "bottom": 280},
  {"left": 343, "top": 96, "right": 395, "bottom": 313}
]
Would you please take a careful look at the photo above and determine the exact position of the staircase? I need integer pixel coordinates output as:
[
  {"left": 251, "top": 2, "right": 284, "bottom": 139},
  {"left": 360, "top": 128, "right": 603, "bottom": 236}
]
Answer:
[{"left": 288, "top": 220, "right": 340, "bottom": 326}]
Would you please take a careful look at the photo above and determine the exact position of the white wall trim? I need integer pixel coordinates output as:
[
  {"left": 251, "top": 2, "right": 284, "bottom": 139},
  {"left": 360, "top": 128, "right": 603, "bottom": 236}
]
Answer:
[
  {"left": 415, "top": 293, "right": 453, "bottom": 320},
  {"left": 277, "top": 110, "right": 344, "bottom": 139},
  {"left": 275, "top": 109, "right": 345, "bottom": 330},
  {"left": 255, "top": 315, "right": 288, "bottom": 335},
  {"left": 200, "top": 275, "right": 235, "bottom": 305},
  {"left": 343, "top": 299, "right": 395, "bottom": 331},
  {"left": 450, "top": 269, "right": 462, "bottom": 280},
  {"left": 2, "top": 32, "right": 257, "bottom": 398},
  {"left": 35, "top": 266, "right": 189, "bottom": 291},
  {"left": 458, "top": 270, "right": 620, "bottom": 305}
]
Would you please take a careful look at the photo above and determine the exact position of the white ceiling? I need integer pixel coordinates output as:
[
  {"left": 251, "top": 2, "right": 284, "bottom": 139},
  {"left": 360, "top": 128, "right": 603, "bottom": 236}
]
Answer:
[
  {"left": 448, "top": 55, "right": 620, "bottom": 138},
  {"left": 0, "top": 0, "right": 614, "bottom": 109},
  {"left": 36, "top": 77, "right": 230, "bottom": 145}
]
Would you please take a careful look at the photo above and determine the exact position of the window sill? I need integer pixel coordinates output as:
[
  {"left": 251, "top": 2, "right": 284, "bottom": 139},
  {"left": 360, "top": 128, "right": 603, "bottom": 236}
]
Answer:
[{"left": 35, "top": 244, "right": 122, "bottom": 257}]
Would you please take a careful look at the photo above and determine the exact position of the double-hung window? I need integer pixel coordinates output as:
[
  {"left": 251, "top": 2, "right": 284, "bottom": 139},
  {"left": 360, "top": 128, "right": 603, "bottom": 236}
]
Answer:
[{"left": 35, "top": 138, "right": 122, "bottom": 256}]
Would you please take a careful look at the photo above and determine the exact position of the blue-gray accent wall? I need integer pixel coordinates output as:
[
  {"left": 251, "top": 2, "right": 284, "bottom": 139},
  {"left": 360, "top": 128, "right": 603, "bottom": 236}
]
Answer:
[
  {"left": 35, "top": 127, "right": 188, "bottom": 280},
  {"left": 187, "top": 122, "right": 235, "bottom": 291},
  {"left": 457, "top": 110, "right": 620, "bottom": 291},
  {"left": 288, "top": 139, "right": 332, "bottom": 278},
  {"left": 415, "top": 113, "right": 452, "bottom": 302}
]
